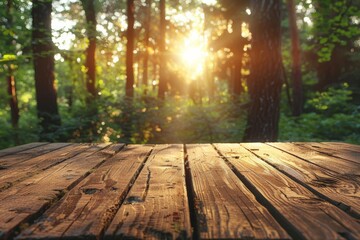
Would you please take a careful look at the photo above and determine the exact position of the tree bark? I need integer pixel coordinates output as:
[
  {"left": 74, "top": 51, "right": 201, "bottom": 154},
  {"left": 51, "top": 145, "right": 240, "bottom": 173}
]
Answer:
[
  {"left": 243, "top": 0, "right": 283, "bottom": 142},
  {"left": 287, "top": 0, "right": 303, "bottom": 116},
  {"left": 81, "top": 0, "right": 97, "bottom": 99},
  {"left": 126, "top": 0, "right": 135, "bottom": 98},
  {"left": 7, "top": 69, "right": 19, "bottom": 129},
  {"left": 6, "top": 0, "right": 19, "bottom": 129},
  {"left": 157, "top": 0, "right": 166, "bottom": 99},
  {"left": 232, "top": 18, "right": 244, "bottom": 96},
  {"left": 142, "top": 0, "right": 152, "bottom": 95},
  {"left": 32, "top": 0, "right": 61, "bottom": 139}
]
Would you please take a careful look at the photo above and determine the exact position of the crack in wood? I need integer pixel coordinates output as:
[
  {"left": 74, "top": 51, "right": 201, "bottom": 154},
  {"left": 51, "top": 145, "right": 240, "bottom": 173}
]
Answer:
[{"left": 142, "top": 166, "right": 151, "bottom": 201}]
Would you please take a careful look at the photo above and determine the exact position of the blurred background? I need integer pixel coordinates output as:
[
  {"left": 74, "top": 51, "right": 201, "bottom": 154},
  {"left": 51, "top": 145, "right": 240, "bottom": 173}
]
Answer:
[{"left": 0, "top": 0, "right": 359, "bottom": 149}]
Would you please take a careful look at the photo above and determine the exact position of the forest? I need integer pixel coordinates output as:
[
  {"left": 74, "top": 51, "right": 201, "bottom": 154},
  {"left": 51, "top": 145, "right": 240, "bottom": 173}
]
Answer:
[{"left": 0, "top": 0, "right": 359, "bottom": 149}]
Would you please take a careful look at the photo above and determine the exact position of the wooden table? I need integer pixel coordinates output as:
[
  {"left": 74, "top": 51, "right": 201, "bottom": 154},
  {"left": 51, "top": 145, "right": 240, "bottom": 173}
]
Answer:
[{"left": 0, "top": 142, "right": 359, "bottom": 239}]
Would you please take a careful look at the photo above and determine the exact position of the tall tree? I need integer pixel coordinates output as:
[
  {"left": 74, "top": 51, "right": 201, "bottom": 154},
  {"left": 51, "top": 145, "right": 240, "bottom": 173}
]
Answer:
[
  {"left": 5, "top": 0, "right": 20, "bottom": 129},
  {"left": 243, "top": 0, "right": 283, "bottom": 142},
  {"left": 32, "top": 0, "right": 61, "bottom": 139},
  {"left": 81, "top": 0, "right": 97, "bottom": 99},
  {"left": 287, "top": 0, "right": 303, "bottom": 116},
  {"left": 157, "top": 0, "right": 166, "bottom": 99},
  {"left": 142, "top": 0, "right": 152, "bottom": 95},
  {"left": 125, "top": 0, "right": 135, "bottom": 98}
]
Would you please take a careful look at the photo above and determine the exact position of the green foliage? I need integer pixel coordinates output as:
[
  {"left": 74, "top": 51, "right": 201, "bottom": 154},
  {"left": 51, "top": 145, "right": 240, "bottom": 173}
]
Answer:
[
  {"left": 311, "top": 0, "right": 360, "bottom": 62},
  {"left": 280, "top": 83, "right": 360, "bottom": 144},
  {"left": 306, "top": 83, "right": 353, "bottom": 115}
]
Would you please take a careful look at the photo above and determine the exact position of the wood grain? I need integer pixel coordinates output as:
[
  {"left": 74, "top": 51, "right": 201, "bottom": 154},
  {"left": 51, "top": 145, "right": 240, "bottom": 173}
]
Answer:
[
  {"left": 0, "top": 143, "right": 88, "bottom": 192},
  {"left": 105, "top": 144, "right": 192, "bottom": 240},
  {"left": 295, "top": 142, "right": 360, "bottom": 163},
  {"left": 322, "top": 142, "right": 360, "bottom": 153},
  {"left": 246, "top": 142, "right": 360, "bottom": 218},
  {"left": 17, "top": 144, "right": 152, "bottom": 240},
  {"left": 0, "top": 143, "right": 70, "bottom": 169},
  {"left": 187, "top": 144, "right": 289, "bottom": 239},
  {"left": 269, "top": 142, "right": 360, "bottom": 175},
  {"left": 0, "top": 144, "right": 122, "bottom": 239},
  {"left": 216, "top": 143, "right": 360, "bottom": 240},
  {"left": 0, "top": 143, "right": 48, "bottom": 158}
]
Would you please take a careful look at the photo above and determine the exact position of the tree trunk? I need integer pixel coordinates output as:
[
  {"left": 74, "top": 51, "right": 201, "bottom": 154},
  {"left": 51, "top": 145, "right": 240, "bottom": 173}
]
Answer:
[
  {"left": 126, "top": 0, "right": 135, "bottom": 98},
  {"left": 157, "top": 0, "right": 166, "bottom": 99},
  {"left": 6, "top": 0, "right": 19, "bottom": 129},
  {"left": 7, "top": 68, "right": 19, "bottom": 129},
  {"left": 243, "top": 0, "right": 283, "bottom": 142},
  {"left": 142, "top": 0, "right": 151, "bottom": 95},
  {"left": 232, "top": 18, "right": 244, "bottom": 97},
  {"left": 32, "top": 0, "right": 61, "bottom": 139},
  {"left": 316, "top": 46, "right": 343, "bottom": 90},
  {"left": 81, "top": 0, "right": 97, "bottom": 99},
  {"left": 287, "top": 0, "right": 303, "bottom": 116}
]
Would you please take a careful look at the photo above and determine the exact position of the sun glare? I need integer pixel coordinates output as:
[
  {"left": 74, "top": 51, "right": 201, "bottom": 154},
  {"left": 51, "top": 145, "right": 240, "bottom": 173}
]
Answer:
[
  {"left": 179, "top": 30, "right": 208, "bottom": 80},
  {"left": 202, "top": 0, "right": 217, "bottom": 5}
]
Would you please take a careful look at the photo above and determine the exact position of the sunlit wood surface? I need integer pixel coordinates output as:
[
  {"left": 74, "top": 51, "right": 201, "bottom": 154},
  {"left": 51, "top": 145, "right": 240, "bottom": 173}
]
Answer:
[{"left": 0, "top": 142, "right": 359, "bottom": 239}]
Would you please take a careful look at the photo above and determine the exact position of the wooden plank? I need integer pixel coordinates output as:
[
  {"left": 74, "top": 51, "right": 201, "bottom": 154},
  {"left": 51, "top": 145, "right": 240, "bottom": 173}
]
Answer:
[
  {"left": 105, "top": 144, "right": 193, "bottom": 239},
  {"left": 186, "top": 144, "right": 289, "bottom": 239},
  {"left": 245, "top": 143, "right": 360, "bottom": 218},
  {"left": 0, "top": 142, "right": 48, "bottom": 158},
  {"left": 17, "top": 145, "right": 153, "bottom": 240},
  {"left": 216, "top": 143, "right": 360, "bottom": 240},
  {"left": 0, "top": 143, "right": 71, "bottom": 170},
  {"left": 0, "top": 143, "right": 123, "bottom": 239},
  {"left": 269, "top": 142, "right": 360, "bottom": 175},
  {"left": 294, "top": 142, "right": 360, "bottom": 164},
  {"left": 0, "top": 143, "right": 90, "bottom": 192},
  {"left": 322, "top": 142, "right": 360, "bottom": 153}
]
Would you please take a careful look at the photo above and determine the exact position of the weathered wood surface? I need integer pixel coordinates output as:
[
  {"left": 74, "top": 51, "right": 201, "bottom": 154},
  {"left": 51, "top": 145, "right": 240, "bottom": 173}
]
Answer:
[
  {"left": 246, "top": 143, "right": 360, "bottom": 218},
  {"left": 294, "top": 142, "right": 360, "bottom": 163},
  {"left": 0, "top": 142, "right": 48, "bottom": 158},
  {"left": 187, "top": 144, "right": 288, "bottom": 239},
  {"left": 0, "top": 142, "right": 359, "bottom": 240},
  {"left": 216, "top": 143, "right": 360, "bottom": 240},
  {"left": 106, "top": 144, "right": 191, "bottom": 239},
  {"left": 0, "top": 143, "right": 90, "bottom": 192}
]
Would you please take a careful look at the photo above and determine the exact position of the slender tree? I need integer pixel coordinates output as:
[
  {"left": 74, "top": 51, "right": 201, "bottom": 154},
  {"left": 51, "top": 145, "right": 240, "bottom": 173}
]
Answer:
[
  {"left": 232, "top": 18, "right": 244, "bottom": 96},
  {"left": 81, "top": 0, "right": 97, "bottom": 99},
  {"left": 126, "top": 0, "right": 135, "bottom": 98},
  {"left": 6, "top": 0, "right": 19, "bottom": 129},
  {"left": 157, "top": 0, "right": 166, "bottom": 99},
  {"left": 287, "top": 0, "right": 303, "bottom": 116},
  {"left": 32, "top": 0, "right": 61, "bottom": 139},
  {"left": 243, "top": 0, "right": 283, "bottom": 142},
  {"left": 142, "top": 0, "right": 152, "bottom": 95}
]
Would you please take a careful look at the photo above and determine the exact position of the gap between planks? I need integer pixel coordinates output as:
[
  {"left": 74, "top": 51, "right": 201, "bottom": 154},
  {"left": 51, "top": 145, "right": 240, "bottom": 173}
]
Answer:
[
  {"left": 2, "top": 143, "right": 360, "bottom": 240},
  {"left": 214, "top": 143, "right": 360, "bottom": 240},
  {"left": 0, "top": 143, "right": 124, "bottom": 240}
]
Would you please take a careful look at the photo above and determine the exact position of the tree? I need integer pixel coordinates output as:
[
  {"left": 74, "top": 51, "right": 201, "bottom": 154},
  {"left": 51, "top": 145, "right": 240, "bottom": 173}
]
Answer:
[
  {"left": 32, "top": 0, "right": 61, "bottom": 139},
  {"left": 142, "top": 0, "right": 152, "bottom": 95},
  {"left": 219, "top": 0, "right": 248, "bottom": 97},
  {"left": 310, "top": 0, "right": 360, "bottom": 91},
  {"left": 157, "top": 0, "right": 166, "bottom": 99},
  {"left": 126, "top": 0, "right": 135, "bottom": 98},
  {"left": 5, "top": 0, "right": 20, "bottom": 129},
  {"left": 243, "top": 0, "right": 283, "bottom": 142},
  {"left": 287, "top": 0, "right": 303, "bottom": 116},
  {"left": 81, "top": 0, "right": 97, "bottom": 100}
]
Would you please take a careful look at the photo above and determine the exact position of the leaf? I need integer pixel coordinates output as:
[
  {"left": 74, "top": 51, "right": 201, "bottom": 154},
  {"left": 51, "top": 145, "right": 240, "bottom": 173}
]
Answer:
[{"left": 0, "top": 54, "right": 17, "bottom": 62}]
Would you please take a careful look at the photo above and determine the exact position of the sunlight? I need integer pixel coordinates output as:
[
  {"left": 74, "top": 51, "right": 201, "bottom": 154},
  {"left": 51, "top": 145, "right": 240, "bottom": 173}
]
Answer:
[
  {"left": 52, "top": 17, "right": 76, "bottom": 50},
  {"left": 202, "top": 0, "right": 217, "bottom": 5},
  {"left": 180, "top": 30, "right": 208, "bottom": 80}
]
